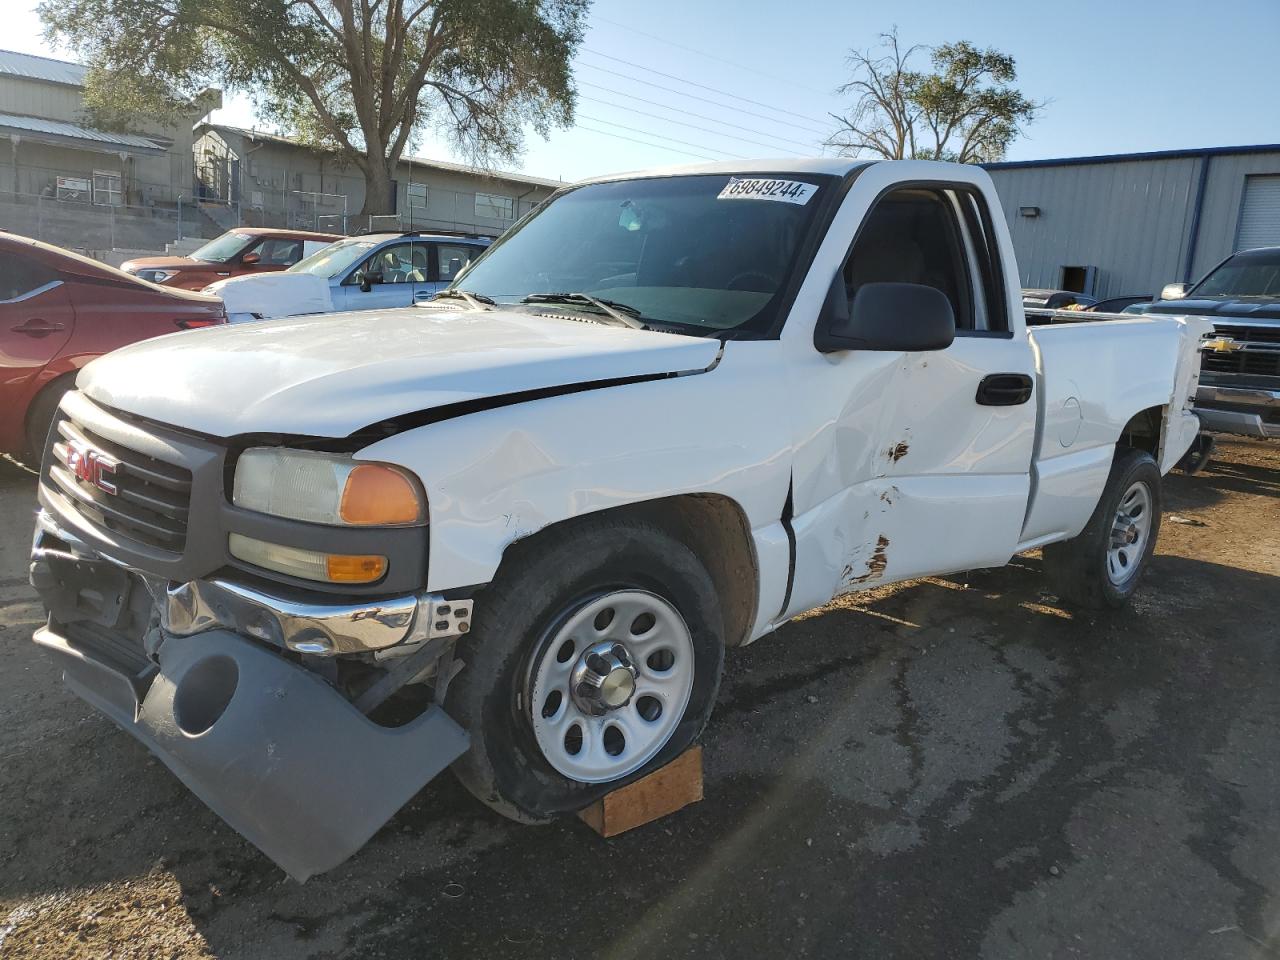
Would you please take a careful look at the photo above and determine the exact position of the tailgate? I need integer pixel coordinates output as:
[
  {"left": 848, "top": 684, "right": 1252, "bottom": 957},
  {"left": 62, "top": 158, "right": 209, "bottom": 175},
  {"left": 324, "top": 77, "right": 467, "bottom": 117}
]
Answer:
[{"left": 1160, "top": 316, "right": 1213, "bottom": 473}]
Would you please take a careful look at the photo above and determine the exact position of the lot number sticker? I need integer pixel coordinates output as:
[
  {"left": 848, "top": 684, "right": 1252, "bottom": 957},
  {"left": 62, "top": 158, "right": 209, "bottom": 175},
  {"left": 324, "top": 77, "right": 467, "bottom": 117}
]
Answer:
[{"left": 718, "top": 178, "right": 818, "bottom": 205}]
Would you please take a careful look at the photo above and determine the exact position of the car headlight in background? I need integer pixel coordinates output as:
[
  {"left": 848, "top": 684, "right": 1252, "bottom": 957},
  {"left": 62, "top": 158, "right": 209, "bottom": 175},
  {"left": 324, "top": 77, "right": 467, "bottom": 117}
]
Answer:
[
  {"left": 229, "top": 449, "right": 426, "bottom": 584},
  {"left": 138, "top": 269, "right": 179, "bottom": 284}
]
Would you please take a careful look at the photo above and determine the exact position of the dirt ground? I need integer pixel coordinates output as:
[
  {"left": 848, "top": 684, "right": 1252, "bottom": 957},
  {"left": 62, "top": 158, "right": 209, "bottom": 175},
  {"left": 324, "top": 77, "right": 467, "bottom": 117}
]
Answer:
[{"left": 1, "top": 438, "right": 1278, "bottom": 959}]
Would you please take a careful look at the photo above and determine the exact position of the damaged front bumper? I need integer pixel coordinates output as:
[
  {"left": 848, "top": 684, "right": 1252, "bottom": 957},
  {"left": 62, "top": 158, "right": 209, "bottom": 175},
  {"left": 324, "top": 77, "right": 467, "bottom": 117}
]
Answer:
[{"left": 29, "top": 514, "right": 472, "bottom": 881}]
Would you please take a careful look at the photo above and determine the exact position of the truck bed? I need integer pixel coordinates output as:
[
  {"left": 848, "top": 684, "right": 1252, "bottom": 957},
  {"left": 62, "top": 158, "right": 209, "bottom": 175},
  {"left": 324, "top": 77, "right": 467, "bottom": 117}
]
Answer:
[{"left": 1019, "top": 315, "right": 1210, "bottom": 548}]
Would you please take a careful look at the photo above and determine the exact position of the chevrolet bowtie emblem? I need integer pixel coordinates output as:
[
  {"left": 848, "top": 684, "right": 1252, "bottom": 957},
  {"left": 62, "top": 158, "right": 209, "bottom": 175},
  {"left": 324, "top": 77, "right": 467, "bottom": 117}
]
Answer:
[{"left": 1202, "top": 336, "right": 1241, "bottom": 354}]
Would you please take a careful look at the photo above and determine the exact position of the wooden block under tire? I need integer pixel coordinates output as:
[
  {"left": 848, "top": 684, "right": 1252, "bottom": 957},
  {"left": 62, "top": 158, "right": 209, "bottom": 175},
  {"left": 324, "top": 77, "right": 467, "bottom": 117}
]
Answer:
[{"left": 577, "top": 746, "right": 703, "bottom": 838}]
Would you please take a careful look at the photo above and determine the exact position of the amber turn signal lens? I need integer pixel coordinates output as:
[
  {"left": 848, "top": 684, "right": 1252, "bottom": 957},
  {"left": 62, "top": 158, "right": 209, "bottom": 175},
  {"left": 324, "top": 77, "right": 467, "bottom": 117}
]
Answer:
[
  {"left": 325, "top": 553, "right": 388, "bottom": 583},
  {"left": 339, "top": 464, "right": 425, "bottom": 525}
]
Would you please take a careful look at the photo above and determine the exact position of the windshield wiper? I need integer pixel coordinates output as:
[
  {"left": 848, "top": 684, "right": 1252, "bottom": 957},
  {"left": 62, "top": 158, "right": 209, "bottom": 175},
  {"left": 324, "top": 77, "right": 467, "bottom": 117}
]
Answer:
[
  {"left": 521, "top": 292, "right": 647, "bottom": 330},
  {"left": 432, "top": 289, "right": 495, "bottom": 309}
]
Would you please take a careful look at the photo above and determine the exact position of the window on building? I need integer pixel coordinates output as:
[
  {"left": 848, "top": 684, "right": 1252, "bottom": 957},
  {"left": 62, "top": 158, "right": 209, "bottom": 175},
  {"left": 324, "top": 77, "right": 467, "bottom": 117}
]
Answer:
[
  {"left": 475, "top": 192, "right": 514, "bottom": 221},
  {"left": 407, "top": 182, "right": 428, "bottom": 209},
  {"left": 56, "top": 176, "right": 91, "bottom": 202},
  {"left": 93, "top": 170, "right": 123, "bottom": 206}
]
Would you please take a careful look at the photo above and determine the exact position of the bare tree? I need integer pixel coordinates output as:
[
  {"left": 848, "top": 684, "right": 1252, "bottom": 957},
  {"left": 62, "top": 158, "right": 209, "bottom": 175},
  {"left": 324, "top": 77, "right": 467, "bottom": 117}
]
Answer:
[{"left": 827, "top": 29, "right": 1043, "bottom": 164}]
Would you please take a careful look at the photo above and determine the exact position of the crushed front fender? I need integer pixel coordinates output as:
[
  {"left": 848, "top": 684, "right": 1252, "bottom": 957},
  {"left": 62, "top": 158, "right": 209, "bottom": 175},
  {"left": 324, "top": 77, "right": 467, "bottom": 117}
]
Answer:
[{"left": 35, "top": 626, "right": 469, "bottom": 881}]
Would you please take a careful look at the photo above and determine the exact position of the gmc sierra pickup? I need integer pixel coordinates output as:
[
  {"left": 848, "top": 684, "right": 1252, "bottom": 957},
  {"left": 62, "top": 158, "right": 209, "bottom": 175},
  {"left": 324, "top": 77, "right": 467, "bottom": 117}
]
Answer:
[{"left": 28, "top": 159, "right": 1209, "bottom": 880}]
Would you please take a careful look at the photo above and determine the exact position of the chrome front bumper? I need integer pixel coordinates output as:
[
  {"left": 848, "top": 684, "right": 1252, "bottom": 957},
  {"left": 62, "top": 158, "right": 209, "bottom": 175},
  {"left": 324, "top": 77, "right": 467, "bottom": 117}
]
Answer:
[
  {"left": 1195, "top": 384, "right": 1280, "bottom": 439},
  {"left": 164, "top": 579, "right": 473, "bottom": 656},
  {"left": 33, "top": 509, "right": 473, "bottom": 657},
  {"left": 29, "top": 508, "right": 474, "bottom": 880}
]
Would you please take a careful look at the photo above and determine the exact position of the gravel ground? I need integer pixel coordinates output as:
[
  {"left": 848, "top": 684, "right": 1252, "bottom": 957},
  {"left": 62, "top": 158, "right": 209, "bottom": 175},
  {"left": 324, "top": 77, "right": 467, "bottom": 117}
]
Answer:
[{"left": 1, "top": 439, "right": 1278, "bottom": 959}]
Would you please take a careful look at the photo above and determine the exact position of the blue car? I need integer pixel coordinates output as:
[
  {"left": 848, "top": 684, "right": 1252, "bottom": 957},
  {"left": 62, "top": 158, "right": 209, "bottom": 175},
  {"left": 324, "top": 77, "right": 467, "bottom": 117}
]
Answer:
[{"left": 208, "top": 232, "right": 491, "bottom": 322}]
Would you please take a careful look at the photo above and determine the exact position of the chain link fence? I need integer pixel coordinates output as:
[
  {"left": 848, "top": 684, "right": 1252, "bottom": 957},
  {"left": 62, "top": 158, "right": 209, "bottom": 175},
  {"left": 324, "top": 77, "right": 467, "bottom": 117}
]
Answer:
[{"left": 2, "top": 159, "right": 533, "bottom": 261}]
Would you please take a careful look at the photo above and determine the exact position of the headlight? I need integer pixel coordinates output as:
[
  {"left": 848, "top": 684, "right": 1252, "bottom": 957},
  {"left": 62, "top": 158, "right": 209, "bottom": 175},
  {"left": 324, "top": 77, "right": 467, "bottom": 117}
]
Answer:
[
  {"left": 232, "top": 448, "right": 426, "bottom": 526},
  {"left": 140, "top": 269, "right": 179, "bottom": 284}
]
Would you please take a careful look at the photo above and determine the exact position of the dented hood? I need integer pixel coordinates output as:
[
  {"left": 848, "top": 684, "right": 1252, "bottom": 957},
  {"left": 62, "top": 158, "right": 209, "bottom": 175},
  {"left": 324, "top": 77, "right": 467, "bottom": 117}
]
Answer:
[{"left": 77, "top": 306, "right": 720, "bottom": 438}]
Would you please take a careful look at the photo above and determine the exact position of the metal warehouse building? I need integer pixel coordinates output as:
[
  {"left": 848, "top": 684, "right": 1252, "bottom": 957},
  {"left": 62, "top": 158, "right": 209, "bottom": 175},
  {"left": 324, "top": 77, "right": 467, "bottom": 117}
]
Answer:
[{"left": 984, "top": 144, "right": 1280, "bottom": 299}]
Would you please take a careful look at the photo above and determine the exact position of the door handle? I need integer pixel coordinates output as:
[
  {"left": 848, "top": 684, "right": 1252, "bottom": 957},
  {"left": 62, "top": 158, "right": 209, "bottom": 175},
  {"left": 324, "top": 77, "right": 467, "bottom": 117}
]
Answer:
[
  {"left": 976, "top": 373, "right": 1033, "bottom": 406},
  {"left": 413, "top": 290, "right": 432, "bottom": 301},
  {"left": 11, "top": 318, "right": 66, "bottom": 337}
]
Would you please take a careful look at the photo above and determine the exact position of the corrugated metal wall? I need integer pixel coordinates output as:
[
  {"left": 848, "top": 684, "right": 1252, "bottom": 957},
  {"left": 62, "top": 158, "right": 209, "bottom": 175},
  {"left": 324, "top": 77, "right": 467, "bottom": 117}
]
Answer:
[
  {"left": 987, "top": 158, "right": 1199, "bottom": 298},
  {"left": 988, "top": 150, "right": 1280, "bottom": 298},
  {"left": 1190, "top": 152, "right": 1280, "bottom": 275}
]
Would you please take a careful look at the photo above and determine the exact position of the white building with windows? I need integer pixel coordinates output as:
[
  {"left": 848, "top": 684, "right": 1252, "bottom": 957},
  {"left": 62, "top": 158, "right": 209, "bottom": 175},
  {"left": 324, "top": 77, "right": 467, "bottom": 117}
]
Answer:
[
  {"left": 0, "top": 49, "right": 214, "bottom": 205},
  {"left": 193, "top": 123, "right": 561, "bottom": 236}
]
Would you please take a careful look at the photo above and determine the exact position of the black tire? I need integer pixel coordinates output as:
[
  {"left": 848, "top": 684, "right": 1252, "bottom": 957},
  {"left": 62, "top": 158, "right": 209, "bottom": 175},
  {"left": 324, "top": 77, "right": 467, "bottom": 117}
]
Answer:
[
  {"left": 1042, "top": 447, "right": 1162, "bottom": 609},
  {"left": 446, "top": 515, "right": 725, "bottom": 822},
  {"left": 24, "top": 376, "right": 74, "bottom": 466}
]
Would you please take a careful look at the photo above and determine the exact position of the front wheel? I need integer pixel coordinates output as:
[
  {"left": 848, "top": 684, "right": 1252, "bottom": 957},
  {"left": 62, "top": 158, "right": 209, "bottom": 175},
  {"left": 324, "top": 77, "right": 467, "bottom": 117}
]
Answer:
[
  {"left": 446, "top": 517, "right": 724, "bottom": 821},
  {"left": 1042, "top": 448, "right": 1162, "bottom": 609}
]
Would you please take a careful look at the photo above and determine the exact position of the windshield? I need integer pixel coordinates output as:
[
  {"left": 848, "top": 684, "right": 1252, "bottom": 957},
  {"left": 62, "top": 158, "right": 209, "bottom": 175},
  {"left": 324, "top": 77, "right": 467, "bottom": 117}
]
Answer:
[
  {"left": 190, "top": 231, "right": 253, "bottom": 263},
  {"left": 287, "top": 239, "right": 378, "bottom": 278},
  {"left": 1192, "top": 250, "right": 1280, "bottom": 298},
  {"left": 455, "top": 173, "right": 834, "bottom": 334}
]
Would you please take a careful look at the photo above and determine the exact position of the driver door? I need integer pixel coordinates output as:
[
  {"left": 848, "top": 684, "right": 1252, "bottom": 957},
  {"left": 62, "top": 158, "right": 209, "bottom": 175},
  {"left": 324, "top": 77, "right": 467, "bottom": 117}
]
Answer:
[{"left": 783, "top": 181, "right": 1036, "bottom": 618}]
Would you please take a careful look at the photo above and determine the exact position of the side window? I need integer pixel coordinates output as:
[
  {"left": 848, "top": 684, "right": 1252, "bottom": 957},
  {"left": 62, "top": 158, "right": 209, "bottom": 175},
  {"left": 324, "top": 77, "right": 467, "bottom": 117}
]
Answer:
[
  {"left": 842, "top": 188, "right": 974, "bottom": 331},
  {"left": 365, "top": 242, "right": 426, "bottom": 284},
  {"left": 0, "top": 254, "right": 59, "bottom": 302},
  {"left": 950, "top": 190, "right": 1009, "bottom": 332},
  {"left": 257, "top": 238, "right": 303, "bottom": 265},
  {"left": 436, "top": 243, "right": 479, "bottom": 283}
]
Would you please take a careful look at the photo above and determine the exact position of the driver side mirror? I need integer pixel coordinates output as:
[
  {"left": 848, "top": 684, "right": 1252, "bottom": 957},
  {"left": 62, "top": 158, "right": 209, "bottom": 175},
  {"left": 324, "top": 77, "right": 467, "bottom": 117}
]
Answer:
[
  {"left": 1159, "top": 281, "right": 1190, "bottom": 301},
  {"left": 359, "top": 270, "right": 383, "bottom": 293},
  {"left": 240, "top": 251, "right": 261, "bottom": 266},
  {"left": 814, "top": 275, "right": 955, "bottom": 353}
]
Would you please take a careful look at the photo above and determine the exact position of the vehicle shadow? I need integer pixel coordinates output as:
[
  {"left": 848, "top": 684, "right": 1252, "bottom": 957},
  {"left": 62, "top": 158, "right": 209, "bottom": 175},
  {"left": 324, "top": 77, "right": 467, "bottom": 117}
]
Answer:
[{"left": 115, "top": 555, "right": 1280, "bottom": 957}]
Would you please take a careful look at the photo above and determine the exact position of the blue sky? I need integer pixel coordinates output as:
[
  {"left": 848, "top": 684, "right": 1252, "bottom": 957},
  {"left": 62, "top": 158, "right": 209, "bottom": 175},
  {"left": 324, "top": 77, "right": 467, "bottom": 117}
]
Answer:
[{"left": 11, "top": 0, "right": 1280, "bottom": 182}]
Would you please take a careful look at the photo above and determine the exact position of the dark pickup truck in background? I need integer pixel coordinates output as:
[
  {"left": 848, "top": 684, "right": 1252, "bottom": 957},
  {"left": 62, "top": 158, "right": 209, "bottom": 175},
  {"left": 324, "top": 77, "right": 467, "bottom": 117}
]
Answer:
[{"left": 1132, "top": 246, "right": 1280, "bottom": 439}]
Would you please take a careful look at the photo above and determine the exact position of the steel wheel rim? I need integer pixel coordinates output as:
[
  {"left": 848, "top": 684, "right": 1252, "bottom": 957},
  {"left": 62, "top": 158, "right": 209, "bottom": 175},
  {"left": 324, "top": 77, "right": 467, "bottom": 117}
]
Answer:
[
  {"left": 1107, "top": 480, "right": 1152, "bottom": 586},
  {"left": 527, "top": 590, "right": 695, "bottom": 783}
]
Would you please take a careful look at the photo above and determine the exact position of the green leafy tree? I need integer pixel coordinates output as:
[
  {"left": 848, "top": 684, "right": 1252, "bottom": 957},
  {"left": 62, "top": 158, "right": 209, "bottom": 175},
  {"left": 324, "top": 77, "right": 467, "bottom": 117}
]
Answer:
[
  {"left": 827, "top": 29, "right": 1042, "bottom": 164},
  {"left": 40, "top": 0, "right": 589, "bottom": 214}
]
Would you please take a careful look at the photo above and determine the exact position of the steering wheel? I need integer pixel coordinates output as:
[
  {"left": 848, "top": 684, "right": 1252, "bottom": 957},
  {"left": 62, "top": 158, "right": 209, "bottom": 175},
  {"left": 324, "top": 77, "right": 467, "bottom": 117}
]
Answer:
[{"left": 726, "top": 270, "right": 781, "bottom": 292}]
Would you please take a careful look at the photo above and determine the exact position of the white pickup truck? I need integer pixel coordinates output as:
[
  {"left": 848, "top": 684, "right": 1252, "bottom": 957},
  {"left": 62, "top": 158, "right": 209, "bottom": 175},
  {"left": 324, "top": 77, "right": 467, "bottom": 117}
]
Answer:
[{"left": 29, "top": 159, "right": 1208, "bottom": 880}]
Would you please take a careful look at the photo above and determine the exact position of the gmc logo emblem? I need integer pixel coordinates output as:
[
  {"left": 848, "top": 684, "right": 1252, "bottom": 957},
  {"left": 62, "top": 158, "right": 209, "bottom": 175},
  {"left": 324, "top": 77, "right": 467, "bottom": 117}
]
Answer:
[{"left": 66, "top": 442, "right": 119, "bottom": 496}]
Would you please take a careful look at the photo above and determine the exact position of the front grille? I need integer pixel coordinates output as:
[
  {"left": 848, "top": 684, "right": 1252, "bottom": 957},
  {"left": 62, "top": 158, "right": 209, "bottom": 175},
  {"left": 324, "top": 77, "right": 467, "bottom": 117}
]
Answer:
[
  {"left": 47, "top": 414, "right": 192, "bottom": 552},
  {"left": 1201, "top": 325, "right": 1280, "bottom": 380}
]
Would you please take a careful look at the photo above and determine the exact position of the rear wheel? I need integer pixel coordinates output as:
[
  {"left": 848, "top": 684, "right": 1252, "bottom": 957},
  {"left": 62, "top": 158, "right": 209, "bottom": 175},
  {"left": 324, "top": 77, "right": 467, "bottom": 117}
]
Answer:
[
  {"left": 447, "top": 516, "right": 724, "bottom": 821},
  {"left": 1042, "top": 448, "right": 1162, "bottom": 609}
]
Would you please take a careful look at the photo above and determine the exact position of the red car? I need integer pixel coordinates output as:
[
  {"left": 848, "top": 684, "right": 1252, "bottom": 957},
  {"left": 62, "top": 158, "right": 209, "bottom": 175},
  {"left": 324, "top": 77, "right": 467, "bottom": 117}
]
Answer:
[
  {"left": 1, "top": 232, "right": 226, "bottom": 461},
  {"left": 120, "top": 227, "right": 344, "bottom": 291}
]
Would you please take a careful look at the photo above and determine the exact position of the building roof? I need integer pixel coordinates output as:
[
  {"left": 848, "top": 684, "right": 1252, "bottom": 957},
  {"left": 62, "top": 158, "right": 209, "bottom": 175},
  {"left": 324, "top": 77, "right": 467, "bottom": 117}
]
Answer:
[
  {"left": 200, "top": 122, "right": 564, "bottom": 190},
  {"left": 0, "top": 112, "right": 166, "bottom": 154},
  {"left": 0, "top": 49, "right": 86, "bottom": 87},
  {"left": 984, "top": 143, "right": 1280, "bottom": 171}
]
